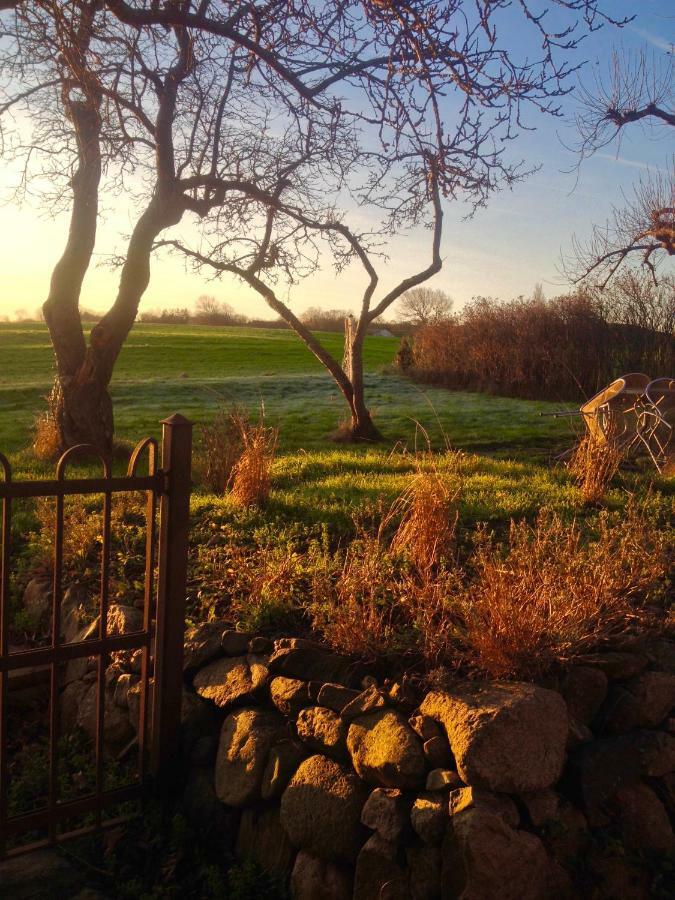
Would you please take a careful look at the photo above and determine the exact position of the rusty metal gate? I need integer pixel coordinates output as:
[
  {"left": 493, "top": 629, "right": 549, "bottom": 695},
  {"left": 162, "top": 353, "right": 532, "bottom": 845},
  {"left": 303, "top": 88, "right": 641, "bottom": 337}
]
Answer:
[{"left": 0, "top": 415, "right": 192, "bottom": 859}]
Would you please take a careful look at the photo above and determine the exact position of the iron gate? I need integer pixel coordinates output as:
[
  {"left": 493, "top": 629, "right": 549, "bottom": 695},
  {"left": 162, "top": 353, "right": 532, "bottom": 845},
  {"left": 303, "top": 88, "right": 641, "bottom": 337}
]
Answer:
[{"left": 0, "top": 414, "right": 192, "bottom": 858}]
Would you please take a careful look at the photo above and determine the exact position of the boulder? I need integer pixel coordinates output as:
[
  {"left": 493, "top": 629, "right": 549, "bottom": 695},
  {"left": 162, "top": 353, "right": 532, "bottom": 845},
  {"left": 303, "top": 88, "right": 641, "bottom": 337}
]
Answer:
[
  {"left": 562, "top": 666, "right": 608, "bottom": 725},
  {"left": 183, "top": 621, "right": 224, "bottom": 672},
  {"left": 409, "top": 714, "right": 444, "bottom": 742},
  {"left": 0, "top": 849, "right": 84, "bottom": 900},
  {"left": 269, "top": 676, "right": 310, "bottom": 717},
  {"left": 353, "top": 833, "right": 407, "bottom": 900},
  {"left": 182, "top": 766, "right": 234, "bottom": 836},
  {"left": 268, "top": 646, "right": 357, "bottom": 685},
  {"left": 235, "top": 806, "right": 296, "bottom": 879},
  {"left": 341, "top": 685, "right": 387, "bottom": 722},
  {"left": 193, "top": 654, "right": 268, "bottom": 709},
  {"left": 448, "top": 786, "right": 519, "bottom": 829},
  {"left": 406, "top": 846, "right": 442, "bottom": 900},
  {"left": 261, "top": 739, "right": 305, "bottom": 800},
  {"left": 22, "top": 577, "right": 52, "bottom": 622},
  {"left": 280, "top": 754, "right": 368, "bottom": 862},
  {"left": 613, "top": 782, "right": 675, "bottom": 854},
  {"left": 423, "top": 736, "right": 454, "bottom": 769},
  {"left": 113, "top": 672, "right": 135, "bottom": 709},
  {"left": 442, "top": 807, "right": 550, "bottom": 900},
  {"left": 77, "top": 683, "right": 134, "bottom": 753},
  {"left": 543, "top": 802, "right": 589, "bottom": 869},
  {"left": 420, "top": 682, "right": 567, "bottom": 793},
  {"left": 317, "top": 682, "right": 360, "bottom": 714},
  {"left": 347, "top": 709, "right": 426, "bottom": 789},
  {"left": 601, "top": 671, "right": 675, "bottom": 734},
  {"left": 361, "top": 788, "right": 408, "bottom": 842},
  {"left": 221, "top": 629, "right": 253, "bottom": 656},
  {"left": 214, "top": 707, "right": 283, "bottom": 807},
  {"left": 249, "top": 635, "right": 274, "bottom": 654},
  {"left": 573, "top": 651, "right": 648, "bottom": 681},
  {"left": 60, "top": 680, "right": 90, "bottom": 733},
  {"left": 520, "top": 789, "right": 560, "bottom": 828},
  {"left": 290, "top": 851, "right": 352, "bottom": 900},
  {"left": 411, "top": 792, "right": 446, "bottom": 845},
  {"left": 297, "top": 706, "right": 348, "bottom": 759}
]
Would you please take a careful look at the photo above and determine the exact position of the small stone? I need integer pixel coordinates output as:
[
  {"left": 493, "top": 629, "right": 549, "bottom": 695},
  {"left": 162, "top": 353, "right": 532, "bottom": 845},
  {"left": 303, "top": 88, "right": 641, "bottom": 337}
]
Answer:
[
  {"left": 520, "top": 789, "right": 560, "bottom": 827},
  {"left": 214, "top": 707, "right": 283, "bottom": 807},
  {"left": 235, "top": 806, "right": 295, "bottom": 878},
  {"left": 361, "top": 788, "right": 407, "bottom": 841},
  {"left": 353, "top": 833, "right": 407, "bottom": 900},
  {"left": 614, "top": 782, "right": 675, "bottom": 854},
  {"left": 183, "top": 621, "right": 224, "bottom": 672},
  {"left": 249, "top": 635, "right": 273, "bottom": 654},
  {"left": 221, "top": 629, "right": 252, "bottom": 656},
  {"left": 409, "top": 714, "right": 443, "bottom": 742},
  {"left": 340, "top": 685, "right": 387, "bottom": 722},
  {"left": 317, "top": 682, "right": 360, "bottom": 714},
  {"left": 280, "top": 754, "right": 368, "bottom": 863},
  {"left": 347, "top": 709, "right": 426, "bottom": 789},
  {"left": 426, "top": 768, "right": 463, "bottom": 792},
  {"left": 297, "top": 706, "right": 347, "bottom": 759},
  {"left": 423, "top": 735, "right": 454, "bottom": 769},
  {"left": 574, "top": 651, "right": 648, "bottom": 680},
  {"left": 269, "top": 676, "right": 310, "bottom": 717},
  {"left": 261, "top": 739, "right": 305, "bottom": 800},
  {"left": 193, "top": 654, "right": 268, "bottom": 709},
  {"left": 290, "top": 851, "right": 352, "bottom": 900},
  {"left": 448, "top": 786, "right": 519, "bottom": 829},
  {"left": 411, "top": 792, "right": 446, "bottom": 845},
  {"left": 562, "top": 666, "right": 608, "bottom": 725}
]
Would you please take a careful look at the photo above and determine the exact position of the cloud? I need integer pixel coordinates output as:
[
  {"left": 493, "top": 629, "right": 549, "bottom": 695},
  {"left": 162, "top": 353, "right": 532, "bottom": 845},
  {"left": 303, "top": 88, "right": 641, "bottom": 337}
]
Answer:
[
  {"left": 628, "top": 26, "right": 674, "bottom": 54},
  {"left": 595, "top": 152, "right": 652, "bottom": 171}
]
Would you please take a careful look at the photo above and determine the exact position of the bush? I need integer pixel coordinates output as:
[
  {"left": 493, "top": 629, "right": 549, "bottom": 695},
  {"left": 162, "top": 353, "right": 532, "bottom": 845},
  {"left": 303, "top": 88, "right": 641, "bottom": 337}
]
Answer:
[
  {"left": 229, "top": 410, "right": 279, "bottom": 508},
  {"left": 197, "top": 405, "right": 245, "bottom": 493}
]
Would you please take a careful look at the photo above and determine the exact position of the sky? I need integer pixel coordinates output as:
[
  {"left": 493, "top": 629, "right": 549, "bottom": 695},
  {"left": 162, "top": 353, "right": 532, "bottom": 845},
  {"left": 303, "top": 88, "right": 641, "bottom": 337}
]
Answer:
[{"left": 0, "top": 1, "right": 672, "bottom": 321}]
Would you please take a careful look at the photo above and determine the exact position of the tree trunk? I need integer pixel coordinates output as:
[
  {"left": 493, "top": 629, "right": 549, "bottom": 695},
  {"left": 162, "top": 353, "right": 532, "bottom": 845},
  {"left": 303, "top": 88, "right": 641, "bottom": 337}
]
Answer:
[
  {"left": 52, "top": 376, "right": 114, "bottom": 453},
  {"left": 343, "top": 316, "right": 383, "bottom": 442}
]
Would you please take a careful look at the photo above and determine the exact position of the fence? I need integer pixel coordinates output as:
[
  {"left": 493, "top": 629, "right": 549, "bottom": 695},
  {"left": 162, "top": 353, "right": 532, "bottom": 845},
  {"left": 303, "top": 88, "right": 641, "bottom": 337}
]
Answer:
[{"left": 0, "top": 414, "right": 192, "bottom": 859}]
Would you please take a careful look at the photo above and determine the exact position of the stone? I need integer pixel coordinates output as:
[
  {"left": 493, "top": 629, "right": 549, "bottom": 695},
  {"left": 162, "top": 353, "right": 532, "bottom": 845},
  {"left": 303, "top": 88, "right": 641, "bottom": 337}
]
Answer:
[
  {"left": 221, "top": 629, "right": 252, "bottom": 656},
  {"left": 347, "top": 709, "right": 426, "bottom": 789},
  {"left": 587, "top": 850, "right": 650, "bottom": 900},
  {"left": 275, "top": 636, "right": 328, "bottom": 652},
  {"left": 22, "top": 577, "right": 52, "bottom": 621},
  {"left": 543, "top": 802, "right": 590, "bottom": 869},
  {"left": 280, "top": 754, "right": 368, "bottom": 862},
  {"left": 570, "top": 731, "right": 675, "bottom": 824},
  {"left": 0, "top": 849, "right": 84, "bottom": 899},
  {"left": 249, "top": 635, "right": 274, "bottom": 654},
  {"left": 423, "top": 735, "right": 454, "bottom": 769},
  {"left": 601, "top": 671, "right": 675, "bottom": 734},
  {"left": 107, "top": 603, "right": 143, "bottom": 634},
  {"left": 268, "top": 646, "right": 357, "bottom": 685},
  {"left": 61, "top": 585, "right": 88, "bottom": 643},
  {"left": 411, "top": 792, "right": 446, "bottom": 845},
  {"left": 290, "top": 851, "right": 352, "bottom": 900},
  {"left": 567, "top": 715, "right": 593, "bottom": 750},
  {"left": 644, "top": 638, "right": 675, "bottom": 674},
  {"left": 520, "top": 789, "right": 560, "bottom": 827},
  {"left": 214, "top": 707, "right": 283, "bottom": 807},
  {"left": 448, "top": 786, "right": 519, "bottom": 829},
  {"left": 361, "top": 787, "right": 408, "bottom": 842},
  {"left": 562, "top": 666, "right": 608, "bottom": 725},
  {"left": 180, "top": 689, "right": 219, "bottom": 756},
  {"left": 269, "top": 676, "right": 310, "bottom": 717},
  {"left": 113, "top": 672, "right": 135, "bottom": 709},
  {"left": 317, "top": 682, "right": 360, "bottom": 713},
  {"left": 420, "top": 682, "right": 567, "bottom": 793},
  {"left": 340, "top": 684, "right": 387, "bottom": 722},
  {"left": 442, "top": 807, "right": 550, "bottom": 900},
  {"left": 406, "top": 846, "right": 441, "bottom": 900},
  {"left": 574, "top": 651, "right": 648, "bottom": 680},
  {"left": 236, "top": 806, "right": 296, "bottom": 878},
  {"left": 183, "top": 621, "right": 224, "bottom": 672},
  {"left": 297, "top": 706, "right": 348, "bottom": 759},
  {"left": 409, "top": 714, "right": 444, "bottom": 742},
  {"left": 60, "top": 680, "right": 89, "bottom": 733},
  {"left": 353, "top": 833, "right": 407, "bottom": 900},
  {"left": 613, "top": 782, "right": 675, "bottom": 854},
  {"left": 77, "top": 683, "right": 134, "bottom": 753},
  {"left": 261, "top": 738, "right": 305, "bottom": 800},
  {"left": 190, "top": 735, "right": 218, "bottom": 767},
  {"left": 386, "top": 679, "right": 418, "bottom": 712},
  {"left": 193, "top": 654, "right": 268, "bottom": 709},
  {"left": 182, "top": 766, "right": 233, "bottom": 833},
  {"left": 425, "top": 768, "right": 463, "bottom": 792}
]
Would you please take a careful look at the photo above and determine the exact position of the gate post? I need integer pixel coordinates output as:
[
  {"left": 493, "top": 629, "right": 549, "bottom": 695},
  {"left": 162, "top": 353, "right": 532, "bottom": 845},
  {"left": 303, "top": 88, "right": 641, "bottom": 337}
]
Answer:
[{"left": 151, "top": 414, "right": 192, "bottom": 783}]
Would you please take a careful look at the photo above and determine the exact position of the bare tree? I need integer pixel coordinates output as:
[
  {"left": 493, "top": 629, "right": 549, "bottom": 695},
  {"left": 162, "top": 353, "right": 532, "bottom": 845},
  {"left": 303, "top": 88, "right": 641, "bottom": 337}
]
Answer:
[
  {"left": 396, "top": 287, "right": 453, "bottom": 329},
  {"left": 566, "top": 48, "right": 674, "bottom": 286},
  {"left": 0, "top": 1, "right": 630, "bottom": 446}
]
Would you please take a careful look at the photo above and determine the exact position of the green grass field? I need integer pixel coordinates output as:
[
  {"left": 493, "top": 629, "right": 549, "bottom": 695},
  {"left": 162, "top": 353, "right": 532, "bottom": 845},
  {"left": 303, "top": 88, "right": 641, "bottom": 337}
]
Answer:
[{"left": 1, "top": 322, "right": 670, "bottom": 542}]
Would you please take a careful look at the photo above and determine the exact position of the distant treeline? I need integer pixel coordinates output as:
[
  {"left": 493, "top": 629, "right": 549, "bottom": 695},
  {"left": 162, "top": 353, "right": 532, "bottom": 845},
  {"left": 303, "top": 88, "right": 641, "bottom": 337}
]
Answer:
[{"left": 407, "top": 274, "right": 674, "bottom": 402}]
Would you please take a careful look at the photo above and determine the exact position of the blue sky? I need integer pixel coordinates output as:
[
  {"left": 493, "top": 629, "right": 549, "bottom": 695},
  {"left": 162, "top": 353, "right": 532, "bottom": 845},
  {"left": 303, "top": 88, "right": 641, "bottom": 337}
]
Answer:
[{"left": 0, "top": 0, "right": 672, "bottom": 320}]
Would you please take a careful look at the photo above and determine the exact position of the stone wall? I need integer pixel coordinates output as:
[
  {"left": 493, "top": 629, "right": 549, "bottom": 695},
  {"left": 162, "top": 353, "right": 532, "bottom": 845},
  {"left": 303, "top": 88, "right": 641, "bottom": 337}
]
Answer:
[
  {"left": 57, "top": 611, "right": 675, "bottom": 898},
  {"left": 174, "top": 624, "right": 675, "bottom": 899}
]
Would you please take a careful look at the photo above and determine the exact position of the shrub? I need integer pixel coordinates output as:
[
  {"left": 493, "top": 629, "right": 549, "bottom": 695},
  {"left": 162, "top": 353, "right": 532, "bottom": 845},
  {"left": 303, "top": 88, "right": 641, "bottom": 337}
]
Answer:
[
  {"left": 390, "top": 466, "right": 460, "bottom": 572},
  {"left": 197, "top": 405, "right": 244, "bottom": 493},
  {"left": 568, "top": 430, "right": 624, "bottom": 505}
]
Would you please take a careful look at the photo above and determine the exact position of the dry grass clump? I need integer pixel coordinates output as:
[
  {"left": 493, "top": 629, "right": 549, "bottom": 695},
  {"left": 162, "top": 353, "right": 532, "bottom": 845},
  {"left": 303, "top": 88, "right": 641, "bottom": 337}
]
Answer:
[
  {"left": 197, "top": 405, "right": 244, "bottom": 493},
  {"left": 568, "top": 430, "right": 625, "bottom": 504},
  {"left": 390, "top": 467, "right": 460, "bottom": 572},
  {"left": 32, "top": 388, "right": 61, "bottom": 461},
  {"left": 457, "top": 501, "right": 670, "bottom": 679},
  {"left": 229, "top": 410, "right": 278, "bottom": 507}
]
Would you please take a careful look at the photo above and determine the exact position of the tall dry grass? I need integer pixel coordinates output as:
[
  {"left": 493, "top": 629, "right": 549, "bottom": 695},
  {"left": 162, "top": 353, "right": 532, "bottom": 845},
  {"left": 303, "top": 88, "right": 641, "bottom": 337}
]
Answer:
[
  {"left": 32, "top": 387, "right": 61, "bottom": 461},
  {"left": 229, "top": 410, "right": 279, "bottom": 507},
  {"left": 390, "top": 466, "right": 460, "bottom": 572},
  {"left": 197, "top": 405, "right": 244, "bottom": 493},
  {"left": 568, "top": 430, "right": 625, "bottom": 504}
]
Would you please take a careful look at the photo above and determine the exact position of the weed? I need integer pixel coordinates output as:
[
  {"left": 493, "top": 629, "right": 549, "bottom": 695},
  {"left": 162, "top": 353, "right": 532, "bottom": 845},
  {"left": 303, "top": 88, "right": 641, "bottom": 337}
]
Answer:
[
  {"left": 196, "top": 404, "right": 244, "bottom": 493},
  {"left": 568, "top": 430, "right": 625, "bottom": 505},
  {"left": 32, "top": 385, "right": 61, "bottom": 461},
  {"left": 230, "top": 409, "right": 278, "bottom": 507}
]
